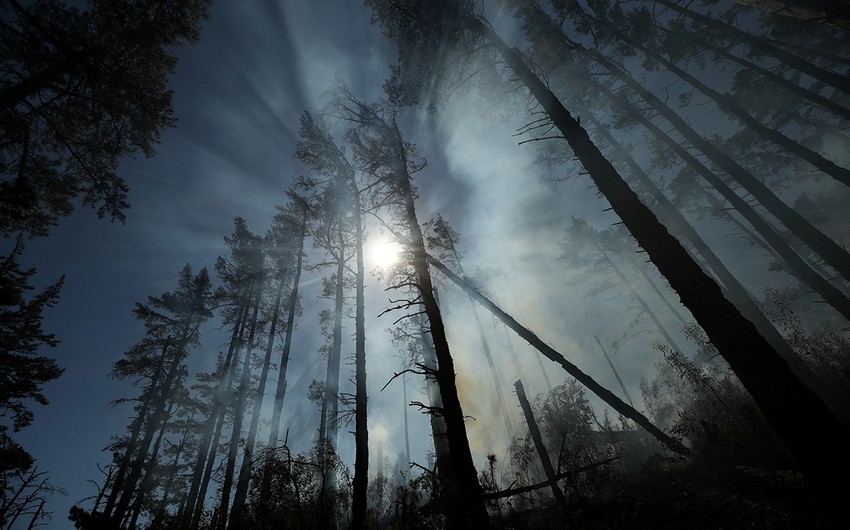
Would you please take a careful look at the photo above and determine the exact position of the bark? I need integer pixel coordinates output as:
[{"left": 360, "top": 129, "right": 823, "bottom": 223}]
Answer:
[
  {"left": 657, "top": 0, "right": 850, "bottom": 94},
  {"left": 514, "top": 380, "right": 567, "bottom": 509}
]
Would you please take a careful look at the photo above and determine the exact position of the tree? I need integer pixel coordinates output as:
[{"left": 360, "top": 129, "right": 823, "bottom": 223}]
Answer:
[
  {"left": 337, "top": 94, "right": 492, "bottom": 528},
  {"left": 0, "top": 0, "right": 211, "bottom": 237},
  {"left": 0, "top": 235, "right": 62, "bottom": 483},
  {"left": 295, "top": 110, "right": 370, "bottom": 529},
  {"left": 100, "top": 264, "right": 213, "bottom": 528}
]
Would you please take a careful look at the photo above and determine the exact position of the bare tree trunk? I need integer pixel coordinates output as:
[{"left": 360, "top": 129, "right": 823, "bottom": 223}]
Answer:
[
  {"left": 392, "top": 133, "right": 491, "bottom": 528},
  {"left": 594, "top": 336, "right": 634, "bottom": 408},
  {"left": 514, "top": 380, "right": 567, "bottom": 510},
  {"left": 350, "top": 172, "right": 369, "bottom": 530},
  {"left": 583, "top": 44, "right": 850, "bottom": 285},
  {"left": 658, "top": 25, "right": 850, "bottom": 120},
  {"left": 103, "top": 341, "right": 171, "bottom": 518}
]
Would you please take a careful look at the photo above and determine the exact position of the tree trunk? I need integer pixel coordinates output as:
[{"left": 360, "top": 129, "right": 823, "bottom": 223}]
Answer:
[
  {"left": 182, "top": 306, "right": 247, "bottom": 527},
  {"left": 429, "top": 254, "right": 688, "bottom": 455},
  {"left": 350, "top": 174, "right": 369, "bottom": 530},
  {"left": 514, "top": 380, "right": 567, "bottom": 510},
  {"left": 218, "top": 287, "right": 262, "bottom": 530},
  {"left": 585, "top": 43, "right": 850, "bottom": 284},
  {"left": 111, "top": 333, "right": 188, "bottom": 526},
  {"left": 416, "top": 313, "right": 454, "bottom": 485},
  {"left": 103, "top": 341, "right": 171, "bottom": 518},
  {"left": 391, "top": 128, "right": 491, "bottom": 527},
  {"left": 229, "top": 277, "right": 287, "bottom": 527},
  {"left": 594, "top": 336, "right": 634, "bottom": 408},
  {"left": 629, "top": 37, "right": 850, "bottom": 188},
  {"left": 659, "top": 25, "right": 850, "bottom": 120},
  {"left": 267, "top": 213, "right": 307, "bottom": 447},
  {"left": 657, "top": 0, "right": 850, "bottom": 94},
  {"left": 585, "top": 66, "right": 850, "bottom": 322}
]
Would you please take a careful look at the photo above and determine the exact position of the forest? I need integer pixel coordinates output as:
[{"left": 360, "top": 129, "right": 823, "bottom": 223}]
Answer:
[{"left": 1, "top": 0, "right": 849, "bottom": 528}]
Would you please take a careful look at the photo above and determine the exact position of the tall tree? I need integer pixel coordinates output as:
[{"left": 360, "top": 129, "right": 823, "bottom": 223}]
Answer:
[
  {"left": 0, "top": 0, "right": 211, "bottom": 237},
  {"left": 338, "top": 94, "right": 491, "bottom": 528},
  {"left": 213, "top": 219, "right": 265, "bottom": 530},
  {"left": 266, "top": 194, "right": 310, "bottom": 448},
  {"left": 0, "top": 235, "right": 62, "bottom": 476},
  {"left": 296, "top": 111, "right": 370, "bottom": 529},
  {"left": 102, "top": 264, "right": 213, "bottom": 527}
]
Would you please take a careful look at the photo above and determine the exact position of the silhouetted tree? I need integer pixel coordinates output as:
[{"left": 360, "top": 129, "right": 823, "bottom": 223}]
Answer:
[{"left": 0, "top": 0, "right": 211, "bottom": 237}]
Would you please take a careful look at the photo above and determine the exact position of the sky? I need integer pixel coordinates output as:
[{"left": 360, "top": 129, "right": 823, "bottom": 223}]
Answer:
[{"left": 8, "top": 1, "right": 848, "bottom": 528}]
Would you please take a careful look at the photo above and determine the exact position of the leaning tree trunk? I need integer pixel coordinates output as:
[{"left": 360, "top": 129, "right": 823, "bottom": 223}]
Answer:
[
  {"left": 656, "top": 0, "right": 850, "bottom": 94},
  {"left": 657, "top": 25, "right": 850, "bottom": 120},
  {"left": 182, "top": 306, "right": 247, "bottom": 528},
  {"left": 582, "top": 43, "right": 850, "bottom": 285},
  {"left": 627, "top": 37, "right": 850, "bottom": 187},
  {"left": 468, "top": 14, "right": 850, "bottom": 486},
  {"left": 585, "top": 68, "right": 850, "bottom": 322},
  {"left": 416, "top": 313, "right": 454, "bottom": 486},
  {"left": 102, "top": 340, "right": 171, "bottom": 518},
  {"left": 112, "top": 331, "right": 189, "bottom": 527},
  {"left": 428, "top": 254, "right": 688, "bottom": 456},
  {"left": 514, "top": 380, "right": 567, "bottom": 510}
]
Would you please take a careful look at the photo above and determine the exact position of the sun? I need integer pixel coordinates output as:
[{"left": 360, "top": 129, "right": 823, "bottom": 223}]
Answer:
[{"left": 369, "top": 239, "right": 402, "bottom": 269}]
